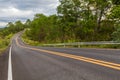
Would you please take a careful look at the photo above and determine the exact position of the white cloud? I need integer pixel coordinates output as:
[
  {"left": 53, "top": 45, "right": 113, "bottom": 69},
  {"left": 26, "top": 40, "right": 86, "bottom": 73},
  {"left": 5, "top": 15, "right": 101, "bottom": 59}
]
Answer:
[
  {"left": 48, "top": 2, "right": 60, "bottom": 9},
  {"left": 0, "top": 0, "right": 59, "bottom": 27},
  {"left": 0, "top": 22, "right": 7, "bottom": 27},
  {"left": 0, "top": 7, "right": 33, "bottom": 17}
]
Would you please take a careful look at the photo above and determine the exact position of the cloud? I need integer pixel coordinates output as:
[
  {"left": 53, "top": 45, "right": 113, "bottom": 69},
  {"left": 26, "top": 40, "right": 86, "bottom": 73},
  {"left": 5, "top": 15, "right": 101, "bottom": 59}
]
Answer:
[
  {"left": 0, "top": 22, "right": 8, "bottom": 28},
  {"left": 0, "top": 0, "right": 59, "bottom": 28},
  {"left": 0, "top": 7, "right": 33, "bottom": 17}
]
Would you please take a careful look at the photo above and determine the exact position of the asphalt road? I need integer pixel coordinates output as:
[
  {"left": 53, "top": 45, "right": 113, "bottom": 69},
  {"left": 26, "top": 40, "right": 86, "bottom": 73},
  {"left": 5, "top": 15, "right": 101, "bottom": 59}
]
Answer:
[{"left": 4, "top": 33, "right": 120, "bottom": 80}]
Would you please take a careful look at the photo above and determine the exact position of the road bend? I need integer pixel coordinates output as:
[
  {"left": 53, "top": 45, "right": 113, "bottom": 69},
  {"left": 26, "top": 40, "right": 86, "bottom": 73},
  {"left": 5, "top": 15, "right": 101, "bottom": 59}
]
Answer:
[{"left": 7, "top": 33, "right": 120, "bottom": 80}]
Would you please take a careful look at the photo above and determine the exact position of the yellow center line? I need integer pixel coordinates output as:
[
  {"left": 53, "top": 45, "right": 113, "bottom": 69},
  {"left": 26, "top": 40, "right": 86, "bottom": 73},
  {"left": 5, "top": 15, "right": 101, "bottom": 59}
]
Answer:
[{"left": 15, "top": 37, "right": 120, "bottom": 71}]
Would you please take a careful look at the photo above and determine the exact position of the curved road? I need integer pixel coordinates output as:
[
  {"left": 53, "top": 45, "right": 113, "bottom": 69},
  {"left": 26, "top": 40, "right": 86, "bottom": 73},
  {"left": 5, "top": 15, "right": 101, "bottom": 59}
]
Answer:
[{"left": 5, "top": 33, "right": 120, "bottom": 80}]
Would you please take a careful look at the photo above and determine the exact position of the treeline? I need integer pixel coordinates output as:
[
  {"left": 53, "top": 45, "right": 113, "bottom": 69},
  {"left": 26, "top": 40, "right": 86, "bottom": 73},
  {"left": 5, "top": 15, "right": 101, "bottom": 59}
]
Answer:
[
  {"left": 25, "top": 13, "right": 114, "bottom": 43},
  {"left": 4, "top": 0, "right": 120, "bottom": 44},
  {"left": 0, "top": 20, "right": 27, "bottom": 51},
  {"left": 23, "top": 0, "right": 120, "bottom": 43},
  {"left": 0, "top": 20, "right": 27, "bottom": 37}
]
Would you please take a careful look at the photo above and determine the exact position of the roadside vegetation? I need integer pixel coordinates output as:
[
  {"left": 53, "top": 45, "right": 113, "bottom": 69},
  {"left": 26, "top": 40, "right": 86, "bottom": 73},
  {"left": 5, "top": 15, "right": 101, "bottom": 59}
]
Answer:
[
  {"left": 0, "top": 21, "right": 26, "bottom": 54},
  {"left": 0, "top": 34, "right": 13, "bottom": 55},
  {"left": 22, "top": 0, "right": 120, "bottom": 48},
  {"left": 1, "top": 0, "right": 120, "bottom": 49}
]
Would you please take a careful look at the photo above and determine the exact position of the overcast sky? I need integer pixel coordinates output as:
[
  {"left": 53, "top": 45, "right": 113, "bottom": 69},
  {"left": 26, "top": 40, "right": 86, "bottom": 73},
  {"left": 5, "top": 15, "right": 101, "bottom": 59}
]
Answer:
[{"left": 0, "top": 0, "right": 59, "bottom": 28}]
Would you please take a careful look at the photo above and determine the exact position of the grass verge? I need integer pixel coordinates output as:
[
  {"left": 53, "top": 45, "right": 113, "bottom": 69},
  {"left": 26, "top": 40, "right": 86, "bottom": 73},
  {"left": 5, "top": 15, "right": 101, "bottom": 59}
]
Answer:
[
  {"left": 22, "top": 32, "right": 40, "bottom": 46},
  {"left": 0, "top": 34, "right": 13, "bottom": 55},
  {"left": 22, "top": 31, "right": 120, "bottom": 49}
]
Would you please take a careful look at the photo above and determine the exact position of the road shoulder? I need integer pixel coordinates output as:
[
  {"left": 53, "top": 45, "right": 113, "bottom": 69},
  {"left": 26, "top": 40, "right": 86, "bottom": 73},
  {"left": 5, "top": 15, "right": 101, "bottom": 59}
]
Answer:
[{"left": 0, "top": 48, "right": 9, "bottom": 80}]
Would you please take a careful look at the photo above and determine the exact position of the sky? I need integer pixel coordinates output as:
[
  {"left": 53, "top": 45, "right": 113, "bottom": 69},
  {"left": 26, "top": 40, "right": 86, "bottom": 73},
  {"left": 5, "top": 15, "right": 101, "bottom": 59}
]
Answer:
[{"left": 0, "top": 0, "right": 60, "bottom": 28}]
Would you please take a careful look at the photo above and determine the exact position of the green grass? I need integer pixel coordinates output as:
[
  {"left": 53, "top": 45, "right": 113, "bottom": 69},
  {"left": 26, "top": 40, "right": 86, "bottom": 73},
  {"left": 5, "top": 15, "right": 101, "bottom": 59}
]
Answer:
[
  {"left": 0, "top": 34, "right": 13, "bottom": 55},
  {"left": 22, "top": 36, "right": 120, "bottom": 49},
  {"left": 22, "top": 31, "right": 120, "bottom": 49},
  {"left": 22, "top": 32, "right": 40, "bottom": 46}
]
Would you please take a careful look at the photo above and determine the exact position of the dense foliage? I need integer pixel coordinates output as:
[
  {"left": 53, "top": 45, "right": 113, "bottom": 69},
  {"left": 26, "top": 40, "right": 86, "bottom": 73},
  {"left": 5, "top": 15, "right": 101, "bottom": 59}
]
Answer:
[
  {"left": 1, "top": 0, "right": 120, "bottom": 44},
  {"left": 0, "top": 20, "right": 27, "bottom": 37},
  {"left": 24, "top": 0, "right": 120, "bottom": 43},
  {"left": 0, "top": 20, "right": 26, "bottom": 53}
]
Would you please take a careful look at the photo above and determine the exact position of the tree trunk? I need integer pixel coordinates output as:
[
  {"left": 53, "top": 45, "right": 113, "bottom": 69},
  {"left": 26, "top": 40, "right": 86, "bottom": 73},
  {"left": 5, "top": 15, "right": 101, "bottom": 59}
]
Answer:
[{"left": 97, "top": 10, "right": 104, "bottom": 32}]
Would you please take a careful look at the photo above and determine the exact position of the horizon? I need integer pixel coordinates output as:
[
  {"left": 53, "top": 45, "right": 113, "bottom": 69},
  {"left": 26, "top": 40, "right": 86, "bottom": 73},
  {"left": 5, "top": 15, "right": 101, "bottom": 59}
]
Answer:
[{"left": 0, "top": 0, "right": 59, "bottom": 28}]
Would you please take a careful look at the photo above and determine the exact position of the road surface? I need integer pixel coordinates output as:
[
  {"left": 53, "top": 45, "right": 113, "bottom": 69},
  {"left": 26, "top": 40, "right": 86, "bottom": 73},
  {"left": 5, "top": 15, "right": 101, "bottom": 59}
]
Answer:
[{"left": 1, "top": 33, "right": 120, "bottom": 80}]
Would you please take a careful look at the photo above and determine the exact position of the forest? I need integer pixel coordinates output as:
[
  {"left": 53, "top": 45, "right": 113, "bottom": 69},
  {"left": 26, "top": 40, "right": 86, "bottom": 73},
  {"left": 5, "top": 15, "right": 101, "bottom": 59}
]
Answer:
[
  {"left": 0, "top": 21, "right": 26, "bottom": 53},
  {"left": 0, "top": 0, "right": 120, "bottom": 46}
]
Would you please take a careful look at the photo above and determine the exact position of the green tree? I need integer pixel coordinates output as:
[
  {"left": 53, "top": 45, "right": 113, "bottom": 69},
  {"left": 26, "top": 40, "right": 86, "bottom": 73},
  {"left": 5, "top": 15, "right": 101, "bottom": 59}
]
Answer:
[
  {"left": 25, "top": 19, "right": 31, "bottom": 28},
  {"left": 112, "top": 25, "right": 120, "bottom": 42},
  {"left": 112, "top": 0, "right": 120, "bottom": 5},
  {"left": 22, "top": 0, "right": 117, "bottom": 43},
  {"left": 88, "top": 0, "right": 112, "bottom": 32},
  {"left": 110, "top": 5, "right": 120, "bottom": 41},
  {"left": 14, "top": 20, "right": 24, "bottom": 32}
]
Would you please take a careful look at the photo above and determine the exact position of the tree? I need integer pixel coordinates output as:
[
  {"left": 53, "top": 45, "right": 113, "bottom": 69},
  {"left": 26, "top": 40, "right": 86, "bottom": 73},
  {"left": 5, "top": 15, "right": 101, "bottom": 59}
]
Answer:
[
  {"left": 110, "top": 5, "right": 120, "bottom": 41},
  {"left": 25, "top": 19, "right": 31, "bottom": 28},
  {"left": 14, "top": 20, "right": 24, "bottom": 32},
  {"left": 112, "top": 0, "right": 120, "bottom": 5},
  {"left": 109, "top": 5, "right": 120, "bottom": 22},
  {"left": 112, "top": 25, "right": 120, "bottom": 42},
  {"left": 18, "top": 0, "right": 118, "bottom": 43},
  {"left": 88, "top": 0, "right": 112, "bottom": 32},
  {"left": 27, "top": 14, "right": 50, "bottom": 42},
  {"left": 57, "top": 0, "right": 85, "bottom": 41}
]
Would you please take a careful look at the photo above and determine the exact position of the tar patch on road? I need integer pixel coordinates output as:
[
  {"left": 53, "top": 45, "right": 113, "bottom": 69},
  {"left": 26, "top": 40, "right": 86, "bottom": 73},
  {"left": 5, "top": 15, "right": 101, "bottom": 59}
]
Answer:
[{"left": 0, "top": 48, "right": 9, "bottom": 80}]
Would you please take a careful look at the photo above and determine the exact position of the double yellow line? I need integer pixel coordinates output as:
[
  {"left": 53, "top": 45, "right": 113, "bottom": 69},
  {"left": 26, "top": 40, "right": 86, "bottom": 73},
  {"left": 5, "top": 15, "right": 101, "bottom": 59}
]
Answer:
[{"left": 15, "top": 37, "right": 120, "bottom": 71}]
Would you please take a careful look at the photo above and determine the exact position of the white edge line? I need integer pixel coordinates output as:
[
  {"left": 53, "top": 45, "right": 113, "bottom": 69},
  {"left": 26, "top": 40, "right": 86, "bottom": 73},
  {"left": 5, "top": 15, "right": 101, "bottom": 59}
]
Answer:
[{"left": 8, "top": 46, "right": 13, "bottom": 80}]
